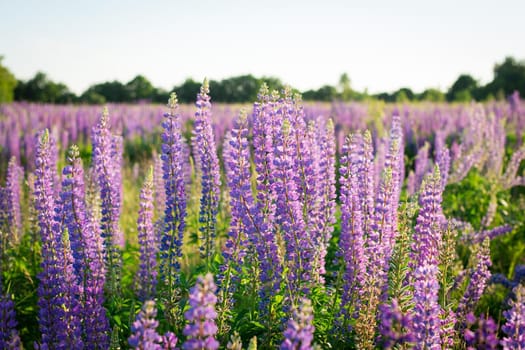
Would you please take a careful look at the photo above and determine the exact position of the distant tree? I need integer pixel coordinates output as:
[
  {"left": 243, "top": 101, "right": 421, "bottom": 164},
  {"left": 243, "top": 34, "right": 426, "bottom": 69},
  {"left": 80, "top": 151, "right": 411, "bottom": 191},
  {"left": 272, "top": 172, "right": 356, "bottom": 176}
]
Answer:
[
  {"left": 152, "top": 88, "right": 170, "bottom": 104},
  {"left": 126, "top": 75, "right": 155, "bottom": 101},
  {"left": 303, "top": 85, "right": 337, "bottom": 101},
  {"left": 79, "top": 90, "right": 106, "bottom": 104},
  {"left": 173, "top": 78, "right": 202, "bottom": 103},
  {"left": 15, "top": 71, "right": 75, "bottom": 103},
  {"left": 259, "top": 76, "right": 285, "bottom": 93},
  {"left": 446, "top": 74, "right": 478, "bottom": 102},
  {"left": 83, "top": 80, "right": 129, "bottom": 102},
  {"left": 484, "top": 56, "right": 525, "bottom": 98},
  {"left": 0, "top": 56, "right": 17, "bottom": 102},
  {"left": 338, "top": 73, "right": 353, "bottom": 101},
  {"left": 213, "top": 75, "right": 259, "bottom": 103},
  {"left": 419, "top": 88, "right": 445, "bottom": 102},
  {"left": 394, "top": 87, "right": 415, "bottom": 102}
]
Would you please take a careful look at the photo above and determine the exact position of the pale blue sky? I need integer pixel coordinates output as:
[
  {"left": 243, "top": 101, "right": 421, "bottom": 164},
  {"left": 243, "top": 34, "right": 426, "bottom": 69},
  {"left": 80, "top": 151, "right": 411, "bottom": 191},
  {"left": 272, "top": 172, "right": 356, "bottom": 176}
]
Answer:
[{"left": 1, "top": 0, "right": 524, "bottom": 94}]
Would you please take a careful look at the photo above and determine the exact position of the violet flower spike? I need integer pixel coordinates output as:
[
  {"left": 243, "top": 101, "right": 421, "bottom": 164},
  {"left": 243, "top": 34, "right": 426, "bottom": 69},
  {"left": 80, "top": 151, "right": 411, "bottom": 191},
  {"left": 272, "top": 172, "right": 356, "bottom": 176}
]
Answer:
[
  {"left": 136, "top": 167, "right": 158, "bottom": 301},
  {"left": 183, "top": 273, "right": 219, "bottom": 350},
  {"left": 160, "top": 93, "right": 187, "bottom": 293},
  {"left": 61, "top": 145, "right": 109, "bottom": 348},
  {"left": 192, "top": 79, "right": 221, "bottom": 271},
  {"left": 501, "top": 284, "right": 525, "bottom": 350},
  {"left": 280, "top": 298, "right": 315, "bottom": 350}
]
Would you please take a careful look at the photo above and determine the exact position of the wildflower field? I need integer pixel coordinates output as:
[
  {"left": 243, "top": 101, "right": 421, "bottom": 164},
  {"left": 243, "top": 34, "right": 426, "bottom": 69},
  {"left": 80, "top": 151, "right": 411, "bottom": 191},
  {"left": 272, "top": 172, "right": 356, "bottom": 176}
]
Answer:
[{"left": 0, "top": 82, "right": 524, "bottom": 349}]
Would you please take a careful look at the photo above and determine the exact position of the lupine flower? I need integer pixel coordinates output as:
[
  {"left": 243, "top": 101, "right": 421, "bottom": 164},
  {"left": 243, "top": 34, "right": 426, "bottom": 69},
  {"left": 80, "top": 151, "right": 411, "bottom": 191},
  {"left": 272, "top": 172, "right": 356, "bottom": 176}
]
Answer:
[
  {"left": 413, "top": 142, "right": 431, "bottom": 193},
  {"left": 501, "top": 284, "right": 525, "bottom": 350},
  {"left": 251, "top": 85, "right": 282, "bottom": 315},
  {"left": 0, "top": 280, "right": 21, "bottom": 350},
  {"left": 378, "top": 299, "right": 415, "bottom": 349},
  {"left": 129, "top": 300, "right": 163, "bottom": 349},
  {"left": 410, "top": 167, "right": 444, "bottom": 271},
  {"left": 153, "top": 152, "right": 166, "bottom": 220},
  {"left": 92, "top": 107, "right": 123, "bottom": 294},
  {"left": 5, "top": 157, "right": 23, "bottom": 244},
  {"left": 136, "top": 167, "right": 158, "bottom": 301},
  {"left": 412, "top": 264, "right": 442, "bottom": 349},
  {"left": 61, "top": 145, "right": 109, "bottom": 348},
  {"left": 273, "top": 115, "right": 312, "bottom": 302},
  {"left": 436, "top": 146, "right": 450, "bottom": 191},
  {"left": 356, "top": 117, "right": 403, "bottom": 348},
  {"left": 456, "top": 239, "right": 492, "bottom": 327},
  {"left": 192, "top": 79, "right": 221, "bottom": 271},
  {"left": 217, "top": 111, "right": 250, "bottom": 334},
  {"left": 35, "top": 129, "right": 83, "bottom": 350},
  {"left": 280, "top": 298, "right": 315, "bottom": 350},
  {"left": 183, "top": 273, "right": 219, "bottom": 350},
  {"left": 162, "top": 332, "right": 179, "bottom": 350},
  {"left": 339, "top": 133, "right": 366, "bottom": 323},
  {"left": 464, "top": 312, "right": 499, "bottom": 350},
  {"left": 464, "top": 224, "right": 513, "bottom": 244},
  {"left": 309, "top": 118, "right": 336, "bottom": 284},
  {"left": 160, "top": 93, "right": 187, "bottom": 293}
]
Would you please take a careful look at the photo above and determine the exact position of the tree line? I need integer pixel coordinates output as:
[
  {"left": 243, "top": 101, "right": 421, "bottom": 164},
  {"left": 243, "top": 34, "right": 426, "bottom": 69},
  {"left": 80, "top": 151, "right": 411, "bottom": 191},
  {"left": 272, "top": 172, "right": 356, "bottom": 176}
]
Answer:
[{"left": 0, "top": 55, "right": 524, "bottom": 104}]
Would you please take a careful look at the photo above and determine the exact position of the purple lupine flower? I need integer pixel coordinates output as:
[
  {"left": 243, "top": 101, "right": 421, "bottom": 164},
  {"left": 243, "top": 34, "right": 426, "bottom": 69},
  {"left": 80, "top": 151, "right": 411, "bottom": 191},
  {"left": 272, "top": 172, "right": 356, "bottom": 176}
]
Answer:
[
  {"left": 217, "top": 111, "right": 250, "bottom": 333},
  {"left": 35, "top": 129, "right": 83, "bottom": 350},
  {"left": 436, "top": 146, "right": 450, "bottom": 192},
  {"left": 378, "top": 299, "right": 415, "bottom": 349},
  {"left": 192, "top": 79, "right": 221, "bottom": 270},
  {"left": 368, "top": 115, "right": 404, "bottom": 294},
  {"left": 300, "top": 120, "right": 323, "bottom": 283},
  {"left": 160, "top": 93, "right": 187, "bottom": 293},
  {"left": 464, "top": 224, "right": 513, "bottom": 244},
  {"left": 5, "top": 157, "right": 23, "bottom": 244},
  {"left": 410, "top": 167, "right": 444, "bottom": 270},
  {"left": 464, "top": 312, "right": 499, "bottom": 350},
  {"left": 92, "top": 107, "right": 123, "bottom": 294},
  {"left": 412, "top": 264, "right": 442, "bottom": 349},
  {"left": 339, "top": 133, "right": 366, "bottom": 322},
  {"left": 314, "top": 118, "right": 337, "bottom": 284},
  {"left": 414, "top": 142, "right": 431, "bottom": 193},
  {"left": 251, "top": 85, "right": 282, "bottom": 315},
  {"left": 153, "top": 152, "right": 166, "bottom": 220},
  {"left": 501, "top": 284, "right": 525, "bottom": 350},
  {"left": 129, "top": 300, "right": 163, "bottom": 350},
  {"left": 0, "top": 281, "right": 21, "bottom": 350},
  {"left": 360, "top": 130, "right": 376, "bottom": 235},
  {"left": 61, "top": 145, "right": 109, "bottom": 348},
  {"left": 162, "top": 332, "right": 179, "bottom": 350},
  {"left": 280, "top": 298, "right": 315, "bottom": 350},
  {"left": 273, "top": 114, "right": 312, "bottom": 302},
  {"left": 183, "top": 273, "right": 219, "bottom": 350},
  {"left": 136, "top": 167, "right": 158, "bottom": 301},
  {"left": 456, "top": 239, "right": 492, "bottom": 327}
]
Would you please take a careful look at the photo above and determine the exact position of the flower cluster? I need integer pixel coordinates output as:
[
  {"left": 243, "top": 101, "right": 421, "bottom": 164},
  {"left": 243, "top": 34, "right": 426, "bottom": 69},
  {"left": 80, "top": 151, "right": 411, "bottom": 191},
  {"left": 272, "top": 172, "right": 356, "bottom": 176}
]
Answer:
[
  {"left": 280, "top": 298, "right": 315, "bottom": 350},
  {"left": 183, "top": 274, "right": 219, "bottom": 350},
  {"left": 192, "top": 80, "right": 221, "bottom": 270}
]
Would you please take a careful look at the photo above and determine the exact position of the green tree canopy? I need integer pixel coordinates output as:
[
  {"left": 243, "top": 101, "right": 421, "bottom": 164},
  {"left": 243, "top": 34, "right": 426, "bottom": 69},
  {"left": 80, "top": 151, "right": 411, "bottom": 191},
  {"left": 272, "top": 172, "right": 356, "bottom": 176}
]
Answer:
[
  {"left": 446, "top": 74, "right": 478, "bottom": 102},
  {"left": 0, "top": 56, "right": 17, "bottom": 103}
]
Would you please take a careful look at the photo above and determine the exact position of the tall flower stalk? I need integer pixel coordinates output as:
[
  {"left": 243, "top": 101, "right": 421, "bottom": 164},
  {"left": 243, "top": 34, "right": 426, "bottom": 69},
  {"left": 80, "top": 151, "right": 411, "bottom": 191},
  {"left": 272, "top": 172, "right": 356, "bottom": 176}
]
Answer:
[
  {"left": 160, "top": 93, "right": 187, "bottom": 296},
  {"left": 183, "top": 274, "right": 219, "bottom": 350},
  {"left": 192, "top": 79, "right": 221, "bottom": 271},
  {"left": 35, "top": 129, "right": 83, "bottom": 349},
  {"left": 217, "top": 111, "right": 250, "bottom": 335},
  {"left": 61, "top": 145, "right": 109, "bottom": 348},
  {"left": 92, "top": 107, "right": 123, "bottom": 295},
  {"left": 136, "top": 167, "right": 158, "bottom": 301}
]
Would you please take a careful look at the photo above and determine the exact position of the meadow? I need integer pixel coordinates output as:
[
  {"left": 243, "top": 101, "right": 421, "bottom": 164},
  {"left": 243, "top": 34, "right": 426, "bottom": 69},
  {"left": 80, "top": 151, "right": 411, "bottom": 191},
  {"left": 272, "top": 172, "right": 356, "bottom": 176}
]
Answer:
[{"left": 0, "top": 82, "right": 524, "bottom": 349}]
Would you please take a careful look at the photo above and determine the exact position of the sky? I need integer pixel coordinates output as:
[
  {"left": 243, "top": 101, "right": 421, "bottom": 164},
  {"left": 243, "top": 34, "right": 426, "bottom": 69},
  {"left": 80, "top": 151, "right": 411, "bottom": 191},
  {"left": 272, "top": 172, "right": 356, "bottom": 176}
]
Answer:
[{"left": 1, "top": 0, "right": 524, "bottom": 95}]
